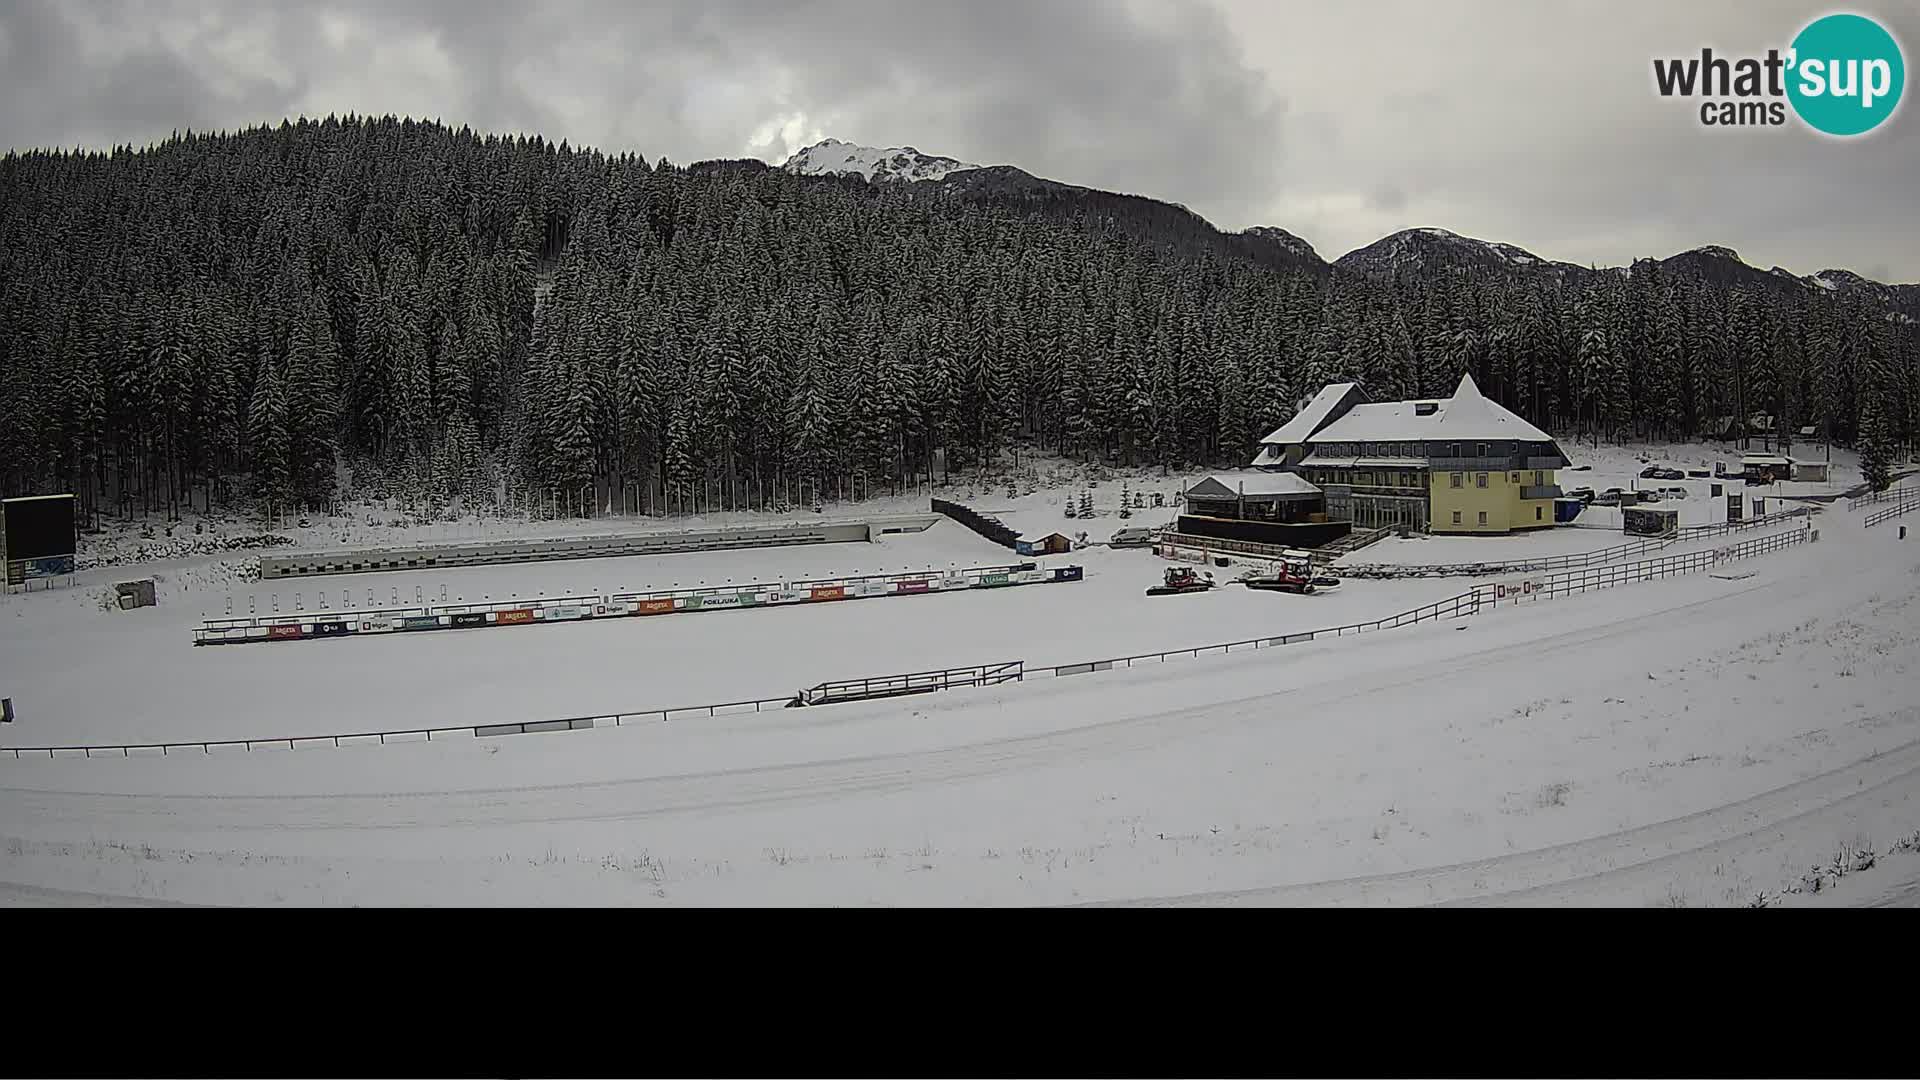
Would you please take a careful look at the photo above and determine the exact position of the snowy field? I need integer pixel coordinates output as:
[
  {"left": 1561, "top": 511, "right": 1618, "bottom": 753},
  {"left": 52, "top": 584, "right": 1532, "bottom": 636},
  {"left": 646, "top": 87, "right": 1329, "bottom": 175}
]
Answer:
[
  {"left": 1, "top": 521, "right": 1479, "bottom": 745},
  {"left": 0, "top": 503, "right": 1912, "bottom": 907},
  {"left": 4, "top": 440, "right": 1917, "bottom": 906}
]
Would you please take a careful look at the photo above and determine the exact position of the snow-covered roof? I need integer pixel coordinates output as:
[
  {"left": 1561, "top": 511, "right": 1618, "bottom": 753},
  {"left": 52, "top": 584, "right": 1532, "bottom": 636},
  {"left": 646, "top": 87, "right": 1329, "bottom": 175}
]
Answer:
[
  {"left": 1741, "top": 454, "right": 1794, "bottom": 465},
  {"left": 1310, "top": 373, "right": 1552, "bottom": 444},
  {"left": 1186, "top": 472, "right": 1323, "bottom": 500},
  {"left": 1260, "top": 383, "right": 1359, "bottom": 446}
]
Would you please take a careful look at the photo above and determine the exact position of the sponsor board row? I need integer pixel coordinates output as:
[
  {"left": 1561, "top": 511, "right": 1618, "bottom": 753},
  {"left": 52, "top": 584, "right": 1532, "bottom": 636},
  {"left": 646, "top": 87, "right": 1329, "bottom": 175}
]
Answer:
[{"left": 194, "top": 565, "right": 1084, "bottom": 645}]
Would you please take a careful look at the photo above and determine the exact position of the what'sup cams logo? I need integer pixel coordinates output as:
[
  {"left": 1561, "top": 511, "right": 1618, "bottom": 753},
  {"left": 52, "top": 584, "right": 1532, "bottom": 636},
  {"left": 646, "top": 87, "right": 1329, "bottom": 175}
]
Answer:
[{"left": 1654, "top": 12, "right": 1905, "bottom": 136}]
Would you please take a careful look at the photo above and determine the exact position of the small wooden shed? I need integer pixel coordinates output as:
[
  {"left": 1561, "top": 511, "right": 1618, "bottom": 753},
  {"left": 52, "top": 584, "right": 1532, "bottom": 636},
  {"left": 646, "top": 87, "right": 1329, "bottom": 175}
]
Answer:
[{"left": 1015, "top": 532, "right": 1074, "bottom": 556}]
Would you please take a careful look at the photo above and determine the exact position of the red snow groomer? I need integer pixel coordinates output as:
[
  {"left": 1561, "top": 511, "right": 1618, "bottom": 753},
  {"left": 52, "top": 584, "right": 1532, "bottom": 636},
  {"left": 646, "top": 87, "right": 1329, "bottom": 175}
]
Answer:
[
  {"left": 1146, "top": 565, "right": 1216, "bottom": 596},
  {"left": 1242, "top": 557, "right": 1336, "bottom": 595}
]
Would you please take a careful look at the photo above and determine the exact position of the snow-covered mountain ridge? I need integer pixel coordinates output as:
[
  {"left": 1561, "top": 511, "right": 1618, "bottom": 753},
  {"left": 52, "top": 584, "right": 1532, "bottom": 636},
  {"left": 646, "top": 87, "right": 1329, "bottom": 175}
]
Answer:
[
  {"left": 782, "top": 138, "right": 982, "bottom": 182},
  {"left": 780, "top": 139, "right": 1915, "bottom": 298}
]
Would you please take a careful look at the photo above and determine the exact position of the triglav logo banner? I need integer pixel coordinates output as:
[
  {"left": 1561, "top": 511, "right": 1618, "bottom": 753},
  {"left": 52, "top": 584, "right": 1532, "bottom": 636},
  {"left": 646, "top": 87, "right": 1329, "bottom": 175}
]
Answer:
[{"left": 1654, "top": 11, "right": 1906, "bottom": 136}]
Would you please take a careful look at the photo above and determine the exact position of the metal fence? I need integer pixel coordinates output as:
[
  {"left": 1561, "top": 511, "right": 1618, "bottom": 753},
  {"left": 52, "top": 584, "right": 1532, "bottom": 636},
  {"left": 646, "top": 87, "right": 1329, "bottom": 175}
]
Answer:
[
  {"left": 1848, "top": 483, "right": 1917, "bottom": 511},
  {"left": 1027, "top": 589, "right": 1484, "bottom": 678},
  {"left": 3, "top": 515, "right": 1816, "bottom": 761},
  {"left": 1336, "top": 509, "right": 1814, "bottom": 580},
  {"left": 794, "top": 661, "right": 1026, "bottom": 707},
  {"left": 1864, "top": 498, "right": 1920, "bottom": 528},
  {"left": 1157, "top": 532, "right": 1336, "bottom": 566},
  {"left": 1, "top": 694, "right": 804, "bottom": 759},
  {"left": 1482, "top": 522, "right": 1810, "bottom": 605}
]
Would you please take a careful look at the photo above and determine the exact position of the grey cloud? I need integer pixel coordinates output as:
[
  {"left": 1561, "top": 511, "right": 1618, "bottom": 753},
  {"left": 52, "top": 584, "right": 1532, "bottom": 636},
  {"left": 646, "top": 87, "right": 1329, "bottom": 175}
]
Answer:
[
  {"left": 4, "top": 0, "right": 1918, "bottom": 281},
  {"left": 0, "top": 0, "right": 1286, "bottom": 225},
  {"left": 1368, "top": 183, "right": 1407, "bottom": 213},
  {"left": 1223, "top": 0, "right": 1920, "bottom": 279}
]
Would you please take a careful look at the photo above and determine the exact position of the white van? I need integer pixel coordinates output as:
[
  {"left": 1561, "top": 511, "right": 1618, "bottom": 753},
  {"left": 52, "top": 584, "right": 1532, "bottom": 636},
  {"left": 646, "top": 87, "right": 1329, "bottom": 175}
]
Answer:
[{"left": 1110, "top": 526, "right": 1158, "bottom": 548}]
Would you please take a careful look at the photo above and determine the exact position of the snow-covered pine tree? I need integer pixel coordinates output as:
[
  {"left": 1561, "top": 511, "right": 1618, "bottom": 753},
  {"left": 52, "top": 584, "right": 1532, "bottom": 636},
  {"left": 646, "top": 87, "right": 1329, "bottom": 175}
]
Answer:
[{"left": 1859, "top": 391, "right": 1893, "bottom": 491}]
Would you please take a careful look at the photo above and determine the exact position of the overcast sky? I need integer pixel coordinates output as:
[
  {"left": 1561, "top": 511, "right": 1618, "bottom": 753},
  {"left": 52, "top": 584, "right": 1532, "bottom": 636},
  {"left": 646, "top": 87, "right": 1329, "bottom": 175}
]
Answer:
[{"left": 3, "top": 0, "right": 1916, "bottom": 280}]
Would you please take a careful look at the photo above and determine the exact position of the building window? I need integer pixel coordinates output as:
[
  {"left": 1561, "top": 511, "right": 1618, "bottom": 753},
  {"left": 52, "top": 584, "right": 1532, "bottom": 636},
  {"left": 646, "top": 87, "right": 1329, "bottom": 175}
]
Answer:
[
  {"left": 1476, "top": 473, "right": 1488, "bottom": 488},
  {"left": 1478, "top": 511, "right": 1488, "bottom": 526},
  {"left": 1450, "top": 472, "right": 1463, "bottom": 488},
  {"left": 1476, "top": 443, "right": 1487, "bottom": 457},
  {"left": 1536, "top": 506, "right": 1544, "bottom": 521},
  {"left": 1534, "top": 471, "right": 1542, "bottom": 485},
  {"left": 1452, "top": 510, "right": 1462, "bottom": 525},
  {"left": 1510, "top": 472, "right": 1520, "bottom": 484}
]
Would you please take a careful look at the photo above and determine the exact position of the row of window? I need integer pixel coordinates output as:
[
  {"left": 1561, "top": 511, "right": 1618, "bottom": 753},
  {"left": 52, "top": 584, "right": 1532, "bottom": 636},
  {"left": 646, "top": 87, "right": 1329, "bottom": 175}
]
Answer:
[
  {"left": 1447, "top": 470, "right": 1547, "bottom": 488},
  {"left": 1310, "top": 440, "right": 1537, "bottom": 459},
  {"left": 1447, "top": 506, "right": 1547, "bottom": 526},
  {"left": 1304, "top": 468, "right": 1423, "bottom": 488},
  {"left": 1314, "top": 441, "right": 1427, "bottom": 458}
]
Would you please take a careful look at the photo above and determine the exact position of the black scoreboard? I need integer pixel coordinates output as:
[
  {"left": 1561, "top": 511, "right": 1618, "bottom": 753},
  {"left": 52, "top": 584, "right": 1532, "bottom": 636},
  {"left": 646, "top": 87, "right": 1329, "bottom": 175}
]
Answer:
[{"left": 2, "top": 494, "right": 77, "bottom": 585}]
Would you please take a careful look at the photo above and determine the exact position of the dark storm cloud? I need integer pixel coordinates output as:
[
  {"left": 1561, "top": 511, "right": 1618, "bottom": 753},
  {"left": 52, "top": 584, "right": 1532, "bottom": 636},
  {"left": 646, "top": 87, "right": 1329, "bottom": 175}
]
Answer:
[
  {"left": 3, "top": 0, "right": 1918, "bottom": 280},
  {"left": 0, "top": 0, "right": 1286, "bottom": 219}
]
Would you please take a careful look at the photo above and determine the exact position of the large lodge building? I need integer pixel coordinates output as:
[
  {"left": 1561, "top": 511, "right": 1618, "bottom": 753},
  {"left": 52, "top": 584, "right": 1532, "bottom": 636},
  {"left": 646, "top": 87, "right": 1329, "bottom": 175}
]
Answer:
[{"left": 1177, "top": 372, "right": 1570, "bottom": 546}]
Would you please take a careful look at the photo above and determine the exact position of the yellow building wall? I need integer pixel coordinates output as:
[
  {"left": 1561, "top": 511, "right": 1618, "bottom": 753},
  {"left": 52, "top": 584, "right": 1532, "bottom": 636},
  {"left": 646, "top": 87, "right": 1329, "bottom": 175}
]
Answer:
[{"left": 1430, "top": 468, "right": 1558, "bottom": 534}]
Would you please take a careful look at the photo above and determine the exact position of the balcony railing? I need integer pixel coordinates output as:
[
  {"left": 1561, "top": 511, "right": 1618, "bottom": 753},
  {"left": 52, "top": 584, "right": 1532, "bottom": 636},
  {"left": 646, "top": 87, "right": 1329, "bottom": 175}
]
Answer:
[
  {"left": 1520, "top": 484, "right": 1563, "bottom": 500},
  {"left": 1525, "top": 456, "right": 1569, "bottom": 471}
]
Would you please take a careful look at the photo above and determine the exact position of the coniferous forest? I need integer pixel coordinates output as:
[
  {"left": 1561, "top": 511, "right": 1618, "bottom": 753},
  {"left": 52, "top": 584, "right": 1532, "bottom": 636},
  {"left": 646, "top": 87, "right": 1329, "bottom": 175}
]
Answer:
[{"left": 3, "top": 115, "right": 1916, "bottom": 525}]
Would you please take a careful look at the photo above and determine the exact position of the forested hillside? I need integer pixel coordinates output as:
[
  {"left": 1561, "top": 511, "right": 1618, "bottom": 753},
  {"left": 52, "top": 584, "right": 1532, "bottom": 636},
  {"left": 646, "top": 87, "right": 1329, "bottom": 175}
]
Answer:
[{"left": 2, "top": 115, "right": 1914, "bottom": 523}]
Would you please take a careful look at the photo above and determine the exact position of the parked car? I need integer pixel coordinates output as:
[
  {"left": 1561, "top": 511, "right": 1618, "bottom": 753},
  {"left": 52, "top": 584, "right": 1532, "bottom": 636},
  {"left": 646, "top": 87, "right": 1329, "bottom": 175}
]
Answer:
[
  {"left": 1658, "top": 486, "right": 1689, "bottom": 500},
  {"left": 1109, "top": 526, "right": 1158, "bottom": 548},
  {"left": 1639, "top": 465, "right": 1662, "bottom": 479},
  {"left": 1592, "top": 487, "right": 1627, "bottom": 506},
  {"left": 1658, "top": 468, "right": 1686, "bottom": 480},
  {"left": 1565, "top": 486, "right": 1596, "bottom": 504}
]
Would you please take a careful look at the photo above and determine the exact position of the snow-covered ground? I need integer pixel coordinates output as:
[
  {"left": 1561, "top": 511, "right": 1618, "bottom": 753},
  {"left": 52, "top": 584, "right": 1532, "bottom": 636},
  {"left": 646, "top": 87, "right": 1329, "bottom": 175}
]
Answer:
[
  {"left": 1, "top": 521, "right": 1479, "bottom": 745},
  {"left": 5, "top": 441, "right": 1915, "bottom": 906}
]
